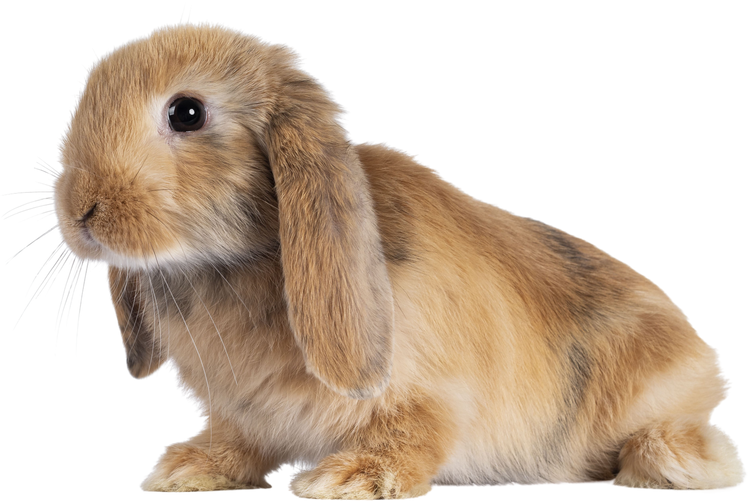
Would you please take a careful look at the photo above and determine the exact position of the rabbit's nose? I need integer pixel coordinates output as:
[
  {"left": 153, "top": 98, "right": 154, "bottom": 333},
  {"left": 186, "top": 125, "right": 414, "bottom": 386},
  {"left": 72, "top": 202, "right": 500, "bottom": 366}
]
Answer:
[{"left": 80, "top": 203, "right": 97, "bottom": 225}]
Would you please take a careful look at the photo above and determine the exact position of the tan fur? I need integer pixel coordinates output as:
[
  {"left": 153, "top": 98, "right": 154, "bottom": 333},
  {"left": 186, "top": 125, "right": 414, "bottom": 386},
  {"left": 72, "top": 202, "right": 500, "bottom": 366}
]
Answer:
[{"left": 54, "top": 26, "right": 743, "bottom": 497}]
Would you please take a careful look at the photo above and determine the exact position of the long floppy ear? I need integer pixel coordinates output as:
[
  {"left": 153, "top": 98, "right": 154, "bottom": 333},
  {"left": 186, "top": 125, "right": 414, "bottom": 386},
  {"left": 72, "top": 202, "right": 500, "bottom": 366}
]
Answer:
[
  {"left": 108, "top": 266, "right": 165, "bottom": 378},
  {"left": 264, "top": 67, "right": 394, "bottom": 399}
]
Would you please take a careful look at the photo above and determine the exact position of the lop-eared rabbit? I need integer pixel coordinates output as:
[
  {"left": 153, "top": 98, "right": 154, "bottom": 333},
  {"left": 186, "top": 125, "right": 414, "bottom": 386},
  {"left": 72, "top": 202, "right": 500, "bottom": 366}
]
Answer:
[{"left": 54, "top": 26, "right": 743, "bottom": 497}]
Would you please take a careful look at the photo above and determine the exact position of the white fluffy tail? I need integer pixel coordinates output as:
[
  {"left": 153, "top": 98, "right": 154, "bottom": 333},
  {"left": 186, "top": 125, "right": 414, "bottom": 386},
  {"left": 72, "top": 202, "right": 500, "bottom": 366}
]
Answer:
[{"left": 615, "top": 421, "right": 743, "bottom": 489}]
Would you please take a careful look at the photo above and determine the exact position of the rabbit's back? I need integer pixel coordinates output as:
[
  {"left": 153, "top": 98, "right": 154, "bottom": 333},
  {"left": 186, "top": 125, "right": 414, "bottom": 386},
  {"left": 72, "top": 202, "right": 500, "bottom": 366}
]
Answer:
[{"left": 358, "top": 143, "right": 726, "bottom": 483}]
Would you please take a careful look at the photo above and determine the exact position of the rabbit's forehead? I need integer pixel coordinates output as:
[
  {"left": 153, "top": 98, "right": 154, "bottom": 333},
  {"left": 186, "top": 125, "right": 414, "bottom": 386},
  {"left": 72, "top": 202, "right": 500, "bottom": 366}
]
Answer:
[
  {"left": 63, "top": 26, "right": 278, "bottom": 184},
  {"left": 73, "top": 30, "right": 272, "bottom": 147}
]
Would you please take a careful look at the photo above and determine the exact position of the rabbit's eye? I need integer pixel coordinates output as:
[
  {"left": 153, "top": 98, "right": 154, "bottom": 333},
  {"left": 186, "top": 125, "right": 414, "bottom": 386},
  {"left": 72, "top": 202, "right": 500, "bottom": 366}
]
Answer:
[{"left": 168, "top": 97, "right": 206, "bottom": 132}]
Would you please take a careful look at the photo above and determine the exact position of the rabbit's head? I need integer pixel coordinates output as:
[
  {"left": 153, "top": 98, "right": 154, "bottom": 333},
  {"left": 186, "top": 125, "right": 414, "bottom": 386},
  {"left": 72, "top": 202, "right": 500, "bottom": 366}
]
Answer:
[{"left": 55, "top": 25, "right": 394, "bottom": 399}]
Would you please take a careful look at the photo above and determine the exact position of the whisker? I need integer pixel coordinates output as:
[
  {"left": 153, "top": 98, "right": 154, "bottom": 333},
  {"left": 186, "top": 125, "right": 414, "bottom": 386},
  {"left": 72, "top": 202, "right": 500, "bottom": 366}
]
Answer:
[
  {"left": 142, "top": 208, "right": 172, "bottom": 235},
  {"left": 1, "top": 190, "right": 53, "bottom": 197},
  {"left": 140, "top": 209, "right": 238, "bottom": 385},
  {"left": 180, "top": 269, "right": 238, "bottom": 385},
  {"left": 137, "top": 274, "right": 156, "bottom": 374},
  {"left": 9, "top": 225, "right": 59, "bottom": 263},
  {"left": 14, "top": 245, "right": 68, "bottom": 330},
  {"left": 152, "top": 249, "right": 213, "bottom": 453},
  {"left": 138, "top": 211, "right": 216, "bottom": 455},
  {"left": 214, "top": 259, "right": 274, "bottom": 353},
  {"left": 76, "top": 260, "right": 90, "bottom": 348},
  {"left": 130, "top": 159, "right": 146, "bottom": 185},
  {"left": 3, "top": 200, "right": 54, "bottom": 220},
  {"left": 144, "top": 269, "right": 163, "bottom": 375},
  {"left": 209, "top": 263, "right": 260, "bottom": 334},
  {"left": 120, "top": 269, "right": 148, "bottom": 358}
]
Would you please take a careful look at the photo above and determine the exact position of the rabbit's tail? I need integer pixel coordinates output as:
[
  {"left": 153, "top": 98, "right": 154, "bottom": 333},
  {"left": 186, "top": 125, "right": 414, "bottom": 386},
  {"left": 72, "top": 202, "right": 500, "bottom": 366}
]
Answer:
[{"left": 611, "top": 422, "right": 748, "bottom": 495}]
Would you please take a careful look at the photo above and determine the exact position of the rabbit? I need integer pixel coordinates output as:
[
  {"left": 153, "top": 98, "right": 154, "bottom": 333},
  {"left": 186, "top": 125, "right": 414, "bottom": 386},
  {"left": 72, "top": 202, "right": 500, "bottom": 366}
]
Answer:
[{"left": 54, "top": 25, "right": 743, "bottom": 497}]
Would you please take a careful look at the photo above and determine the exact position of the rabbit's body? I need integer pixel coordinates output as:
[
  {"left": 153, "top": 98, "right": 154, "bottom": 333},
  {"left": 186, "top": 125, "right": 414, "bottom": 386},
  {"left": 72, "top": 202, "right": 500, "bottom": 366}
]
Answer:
[{"left": 56, "top": 26, "right": 742, "bottom": 497}]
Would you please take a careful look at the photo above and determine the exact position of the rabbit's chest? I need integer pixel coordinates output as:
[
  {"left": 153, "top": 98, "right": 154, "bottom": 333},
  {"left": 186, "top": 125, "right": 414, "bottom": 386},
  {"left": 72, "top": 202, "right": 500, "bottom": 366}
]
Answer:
[{"left": 150, "top": 281, "right": 362, "bottom": 459}]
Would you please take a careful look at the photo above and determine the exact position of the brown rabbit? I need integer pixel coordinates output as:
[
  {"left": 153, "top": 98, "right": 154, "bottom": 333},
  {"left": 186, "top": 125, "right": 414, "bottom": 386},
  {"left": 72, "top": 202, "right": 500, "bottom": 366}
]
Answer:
[{"left": 54, "top": 25, "right": 743, "bottom": 497}]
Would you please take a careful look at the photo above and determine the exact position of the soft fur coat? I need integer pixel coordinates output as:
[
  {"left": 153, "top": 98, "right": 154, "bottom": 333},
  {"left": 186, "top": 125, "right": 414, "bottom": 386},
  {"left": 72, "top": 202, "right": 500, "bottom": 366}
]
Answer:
[{"left": 54, "top": 26, "right": 742, "bottom": 497}]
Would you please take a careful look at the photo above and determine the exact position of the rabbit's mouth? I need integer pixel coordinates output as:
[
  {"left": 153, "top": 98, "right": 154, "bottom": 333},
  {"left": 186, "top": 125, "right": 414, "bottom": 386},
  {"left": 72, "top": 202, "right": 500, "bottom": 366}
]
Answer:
[
  {"left": 77, "top": 203, "right": 98, "bottom": 244},
  {"left": 59, "top": 216, "right": 108, "bottom": 266},
  {"left": 54, "top": 195, "right": 105, "bottom": 262},
  {"left": 79, "top": 225, "right": 96, "bottom": 246}
]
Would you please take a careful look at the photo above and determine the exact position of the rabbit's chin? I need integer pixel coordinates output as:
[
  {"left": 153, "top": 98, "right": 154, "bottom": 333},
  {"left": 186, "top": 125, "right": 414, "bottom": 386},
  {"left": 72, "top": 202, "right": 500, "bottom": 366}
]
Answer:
[
  {"left": 100, "top": 247, "right": 191, "bottom": 271},
  {"left": 69, "top": 237, "right": 203, "bottom": 272}
]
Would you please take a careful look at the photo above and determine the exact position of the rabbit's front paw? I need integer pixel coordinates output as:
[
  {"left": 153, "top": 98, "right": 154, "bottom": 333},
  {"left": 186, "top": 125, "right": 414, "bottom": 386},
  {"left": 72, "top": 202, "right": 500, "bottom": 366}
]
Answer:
[
  {"left": 291, "top": 451, "right": 431, "bottom": 499},
  {"left": 142, "top": 470, "right": 248, "bottom": 492},
  {"left": 142, "top": 440, "right": 271, "bottom": 492}
]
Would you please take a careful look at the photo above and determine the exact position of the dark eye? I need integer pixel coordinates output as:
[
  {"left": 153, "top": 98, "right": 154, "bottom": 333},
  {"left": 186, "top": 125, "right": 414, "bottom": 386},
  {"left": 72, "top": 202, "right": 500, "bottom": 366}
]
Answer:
[{"left": 168, "top": 97, "right": 206, "bottom": 132}]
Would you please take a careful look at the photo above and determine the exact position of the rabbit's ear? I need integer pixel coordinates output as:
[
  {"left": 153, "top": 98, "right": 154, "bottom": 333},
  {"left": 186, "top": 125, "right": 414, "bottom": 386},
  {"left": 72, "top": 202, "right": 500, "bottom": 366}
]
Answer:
[
  {"left": 264, "top": 75, "right": 394, "bottom": 399},
  {"left": 108, "top": 267, "right": 165, "bottom": 378}
]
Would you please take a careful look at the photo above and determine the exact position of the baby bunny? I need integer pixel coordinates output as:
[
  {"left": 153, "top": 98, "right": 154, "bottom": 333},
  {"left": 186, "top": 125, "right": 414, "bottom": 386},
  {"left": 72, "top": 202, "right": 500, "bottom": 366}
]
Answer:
[{"left": 54, "top": 26, "right": 742, "bottom": 497}]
